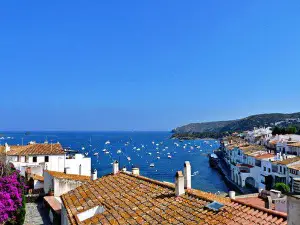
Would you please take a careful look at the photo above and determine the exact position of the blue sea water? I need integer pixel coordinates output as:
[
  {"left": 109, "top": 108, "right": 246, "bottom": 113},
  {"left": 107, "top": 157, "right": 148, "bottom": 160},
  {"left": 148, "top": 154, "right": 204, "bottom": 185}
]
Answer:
[{"left": 0, "top": 131, "right": 228, "bottom": 193}]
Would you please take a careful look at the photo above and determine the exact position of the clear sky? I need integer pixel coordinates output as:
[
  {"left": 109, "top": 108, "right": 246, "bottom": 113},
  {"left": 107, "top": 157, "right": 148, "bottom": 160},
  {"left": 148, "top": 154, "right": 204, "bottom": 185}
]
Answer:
[{"left": 1, "top": 1, "right": 300, "bottom": 131}]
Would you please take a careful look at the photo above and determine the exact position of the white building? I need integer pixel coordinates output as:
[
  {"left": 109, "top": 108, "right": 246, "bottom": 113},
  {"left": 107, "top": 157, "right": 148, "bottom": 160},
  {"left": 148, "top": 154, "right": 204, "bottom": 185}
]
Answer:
[
  {"left": 43, "top": 170, "right": 92, "bottom": 197},
  {"left": 245, "top": 127, "right": 272, "bottom": 144},
  {"left": 229, "top": 144, "right": 271, "bottom": 189},
  {"left": 65, "top": 153, "right": 91, "bottom": 176},
  {"left": 3, "top": 142, "right": 92, "bottom": 192},
  {"left": 5, "top": 143, "right": 66, "bottom": 176},
  {"left": 4, "top": 143, "right": 92, "bottom": 177}
]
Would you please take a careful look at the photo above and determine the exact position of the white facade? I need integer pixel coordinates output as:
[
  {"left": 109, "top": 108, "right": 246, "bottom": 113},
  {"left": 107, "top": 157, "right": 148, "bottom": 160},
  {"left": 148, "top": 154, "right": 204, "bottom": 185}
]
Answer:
[
  {"left": 65, "top": 154, "right": 91, "bottom": 176},
  {"left": 43, "top": 171, "right": 85, "bottom": 197},
  {"left": 10, "top": 154, "right": 65, "bottom": 176},
  {"left": 245, "top": 127, "right": 272, "bottom": 144}
]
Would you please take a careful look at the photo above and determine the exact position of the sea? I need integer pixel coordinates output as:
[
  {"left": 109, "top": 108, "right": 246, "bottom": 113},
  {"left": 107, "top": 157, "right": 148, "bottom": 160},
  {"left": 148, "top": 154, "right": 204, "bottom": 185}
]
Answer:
[{"left": 0, "top": 131, "right": 229, "bottom": 194}]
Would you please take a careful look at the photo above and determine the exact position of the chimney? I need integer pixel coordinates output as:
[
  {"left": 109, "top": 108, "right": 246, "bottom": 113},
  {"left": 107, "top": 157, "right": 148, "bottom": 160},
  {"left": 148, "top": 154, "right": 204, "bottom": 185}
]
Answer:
[
  {"left": 175, "top": 171, "right": 185, "bottom": 196},
  {"left": 288, "top": 179, "right": 300, "bottom": 225},
  {"left": 5, "top": 143, "right": 10, "bottom": 153},
  {"left": 132, "top": 166, "right": 140, "bottom": 176},
  {"left": 92, "top": 169, "right": 97, "bottom": 180},
  {"left": 184, "top": 161, "right": 191, "bottom": 189},
  {"left": 288, "top": 194, "right": 300, "bottom": 225},
  {"left": 121, "top": 166, "right": 127, "bottom": 172},
  {"left": 229, "top": 191, "right": 235, "bottom": 200},
  {"left": 265, "top": 196, "right": 272, "bottom": 209},
  {"left": 113, "top": 161, "right": 119, "bottom": 174}
]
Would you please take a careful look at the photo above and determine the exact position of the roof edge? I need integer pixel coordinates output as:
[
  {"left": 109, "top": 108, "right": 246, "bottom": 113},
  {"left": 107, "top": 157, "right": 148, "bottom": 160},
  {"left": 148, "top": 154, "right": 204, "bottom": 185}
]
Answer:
[{"left": 232, "top": 198, "right": 287, "bottom": 219}]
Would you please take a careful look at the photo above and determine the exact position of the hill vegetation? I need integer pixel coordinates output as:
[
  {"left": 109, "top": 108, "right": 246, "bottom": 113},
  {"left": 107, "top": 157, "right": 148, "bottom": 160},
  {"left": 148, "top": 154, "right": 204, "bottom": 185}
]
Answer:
[{"left": 172, "top": 112, "right": 300, "bottom": 139}]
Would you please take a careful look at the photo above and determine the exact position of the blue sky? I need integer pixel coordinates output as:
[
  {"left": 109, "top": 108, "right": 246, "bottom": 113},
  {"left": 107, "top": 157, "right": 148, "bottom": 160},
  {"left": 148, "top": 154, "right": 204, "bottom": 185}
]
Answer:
[{"left": 1, "top": 1, "right": 300, "bottom": 131}]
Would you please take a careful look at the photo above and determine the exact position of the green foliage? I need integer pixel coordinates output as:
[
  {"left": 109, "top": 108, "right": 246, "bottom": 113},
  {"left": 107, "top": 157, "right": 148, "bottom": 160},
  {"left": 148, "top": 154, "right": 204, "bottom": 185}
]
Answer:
[
  {"left": 274, "top": 182, "right": 290, "bottom": 194},
  {"left": 272, "top": 126, "right": 298, "bottom": 135}
]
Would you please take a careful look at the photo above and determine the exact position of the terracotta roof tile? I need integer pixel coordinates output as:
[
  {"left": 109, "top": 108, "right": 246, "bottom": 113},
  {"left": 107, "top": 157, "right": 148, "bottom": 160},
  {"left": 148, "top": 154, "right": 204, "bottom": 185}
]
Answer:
[
  {"left": 31, "top": 174, "right": 44, "bottom": 182},
  {"left": 61, "top": 172, "right": 287, "bottom": 225},
  {"left": 288, "top": 142, "right": 300, "bottom": 147},
  {"left": 255, "top": 154, "right": 275, "bottom": 159},
  {"left": 45, "top": 170, "right": 91, "bottom": 182},
  {"left": 6, "top": 143, "right": 64, "bottom": 156},
  {"left": 275, "top": 157, "right": 300, "bottom": 165}
]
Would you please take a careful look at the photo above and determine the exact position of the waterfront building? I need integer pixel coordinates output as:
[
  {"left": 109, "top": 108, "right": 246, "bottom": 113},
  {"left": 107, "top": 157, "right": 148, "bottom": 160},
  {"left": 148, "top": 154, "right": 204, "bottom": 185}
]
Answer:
[
  {"left": 288, "top": 164, "right": 300, "bottom": 192},
  {"left": 259, "top": 155, "right": 297, "bottom": 190},
  {"left": 287, "top": 142, "right": 300, "bottom": 156},
  {"left": 60, "top": 161, "right": 289, "bottom": 225},
  {"left": 229, "top": 144, "right": 271, "bottom": 189}
]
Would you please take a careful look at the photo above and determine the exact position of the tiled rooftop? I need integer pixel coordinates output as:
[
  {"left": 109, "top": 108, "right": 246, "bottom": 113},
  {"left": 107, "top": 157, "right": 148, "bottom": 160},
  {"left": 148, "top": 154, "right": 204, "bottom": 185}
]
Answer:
[
  {"left": 45, "top": 170, "right": 91, "bottom": 182},
  {"left": 275, "top": 157, "right": 300, "bottom": 165},
  {"left": 31, "top": 174, "right": 44, "bottom": 182},
  {"left": 6, "top": 143, "right": 64, "bottom": 156},
  {"left": 62, "top": 172, "right": 287, "bottom": 225},
  {"left": 239, "top": 145, "right": 266, "bottom": 154},
  {"left": 288, "top": 142, "right": 300, "bottom": 147},
  {"left": 287, "top": 163, "right": 300, "bottom": 170},
  {"left": 236, "top": 197, "right": 275, "bottom": 210},
  {"left": 254, "top": 153, "right": 275, "bottom": 160}
]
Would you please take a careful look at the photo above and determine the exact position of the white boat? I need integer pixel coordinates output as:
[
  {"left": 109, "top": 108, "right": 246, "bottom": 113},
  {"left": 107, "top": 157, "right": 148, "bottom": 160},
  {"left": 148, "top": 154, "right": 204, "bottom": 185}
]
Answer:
[
  {"left": 117, "top": 150, "right": 122, "bottom": 154},
  {"left": 105, "top": 140, "right": 110, "bottom": 145},
  {"left": 136, "top": 148, "right": 140, "bottom": 151},
  {"left": 105, "top": 151, "right": 109, "bottom": 154},
  {"left": 152, "top": 141, "right": 155, "bottom": 145},
  {"left": 157, "top": 156, "right": 160, "bottom": 159},
  {"left": 82, "top": 147, "right": 85, "bottom": 150},
  {"left": 156, "top": 143, "right": 159, "bottom": 146},
  {"left": 168, "top": 155, "right": 172, "bottom": 159},
  {"left": 127, "top": 157, "right": 131, "bottom": 161},
  {"left": 148, "top": 152, "right": 152, "bottom": 155},
  {"left": 150, "top": 163, "right": 155, "bottom": 167},
  {"left": 102, "top": 149, "right": 107, "bottom": 152},
  {"left": 93, "top": 152, "right": 98, "bottom": 156},
  {"left": 85, "top": 152, "right": 88, "bottom": 156}
]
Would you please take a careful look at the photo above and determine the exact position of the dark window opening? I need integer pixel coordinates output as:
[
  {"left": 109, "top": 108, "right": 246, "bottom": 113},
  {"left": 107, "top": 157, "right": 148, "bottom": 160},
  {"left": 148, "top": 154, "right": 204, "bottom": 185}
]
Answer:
[
  {"left": 45, "top": 156, "right": 49, "bottom": 162},
  {"left": 33, "top": 156, "right": 37, "bottom": 162}
]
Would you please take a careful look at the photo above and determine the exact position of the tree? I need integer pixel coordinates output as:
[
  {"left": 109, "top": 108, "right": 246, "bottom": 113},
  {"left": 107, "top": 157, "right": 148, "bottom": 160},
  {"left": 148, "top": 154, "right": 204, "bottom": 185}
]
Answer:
[
  {"left": 272, "top": 126, "right": 281, "bottom": 135},
  {"left": 274, "top": 182, "right": 290, "bottom": 194},
  {"left": 287, "top": 126, "right": 297, "bottom": 134}
]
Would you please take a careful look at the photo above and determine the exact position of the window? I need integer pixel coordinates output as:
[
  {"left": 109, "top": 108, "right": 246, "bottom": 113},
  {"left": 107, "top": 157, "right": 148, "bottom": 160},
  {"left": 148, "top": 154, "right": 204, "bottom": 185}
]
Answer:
[
  {"left": 280, "top": 166, "right": 282, "bottom": 173},
  {"left": 33, "top": 156, "right": 37, "bottom": 162},
  {"left": 264, "top": 167, "right": 266, "bottom": 171},
  {"left": 45, "top": 156, "right": 49, "bottom": 162},
  {"left": 268, "top": 168, "right": 271, "bottom": 173},
  {"left": 284, "top": 168, "right": 286, "bottom": 175}
]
